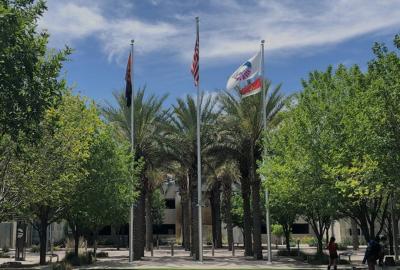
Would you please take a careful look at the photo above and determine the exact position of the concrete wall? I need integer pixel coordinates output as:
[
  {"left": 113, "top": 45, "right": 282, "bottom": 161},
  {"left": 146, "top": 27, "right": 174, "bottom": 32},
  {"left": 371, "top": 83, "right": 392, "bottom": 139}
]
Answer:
[{"left": 0, "top": 222, "right": 16, "bottom": 249}]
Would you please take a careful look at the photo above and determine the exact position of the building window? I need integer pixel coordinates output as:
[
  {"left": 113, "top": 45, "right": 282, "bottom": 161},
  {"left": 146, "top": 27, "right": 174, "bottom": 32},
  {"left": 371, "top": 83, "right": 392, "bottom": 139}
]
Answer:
[
  {"left": 153, "top": 224, "right": 176, "bottom": 235},
  {"left": 291, "top": 224, "right": 309, "bottom": 234},
  {"left": 165, "top": 199, "right": 175, "bottom": 209}
]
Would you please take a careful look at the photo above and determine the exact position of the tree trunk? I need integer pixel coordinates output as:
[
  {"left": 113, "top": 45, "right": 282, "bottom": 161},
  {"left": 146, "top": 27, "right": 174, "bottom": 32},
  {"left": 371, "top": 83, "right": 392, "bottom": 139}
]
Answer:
[
  {"left": 391, "top": 194, "right": 399, "bottom": 259},
  {"left": 93, "top": 229, "right": 98, "bottom": 261},
  {"left": 190, "top": 169, "right": 199, "bottom": 260},
  {"left": 325, "top": 227, "right": 329, "bottom": 245},
  {"left": 314, "top": 232, "right": 324, "bottom": 257},
  {"left": 145, "top": 191, "right": 153, "bottom": 251},
  {"left": 284, "top": 229, "right": 291, "bottom": 251},
  {"left": 39, "top": 217, "right": 48, "bottom": 265},
  {"left": 251, "top": 178, "right": 262, "bottom": 259},
  {"left": 141, "top": 189, "right": 146, "bottom": 257},
  {"left": 250, "top": 143, "right": 262, "bottom": 259},
  {"left": 351, "top": 218, "right": 359, "bottom": 250},
  {"left": 223, "top": 181, "right": 233, "bottom": 251},
  {"left": 74, "top": 226, "right": 80, "bottom": 256},
  {"left": 388, "top": 214, "right": 394, "bottom": 255},
  {"left": 210, "top": 182, "right": 222, "bottom": 248},
  {"left": 308, "top": 218, "right": 327, "bottom": 257},
  {"left": 133, "top": 183, "right": 146, "bottom": 260},
  {"left": 241, "top": 177, "right": 253, "bottom": 256},
  {"left": 182, "top": 194, "right": 191, "bottom": 251}
]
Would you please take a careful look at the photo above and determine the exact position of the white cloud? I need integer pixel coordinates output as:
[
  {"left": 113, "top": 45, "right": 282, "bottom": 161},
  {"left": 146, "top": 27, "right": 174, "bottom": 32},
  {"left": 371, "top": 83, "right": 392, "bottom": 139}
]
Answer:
[
  {"left": 39, "top": 0, "right": 400, "bottom": 63},
  {"left": 39, "top": 3, "right": 105, "bottom": 46}
]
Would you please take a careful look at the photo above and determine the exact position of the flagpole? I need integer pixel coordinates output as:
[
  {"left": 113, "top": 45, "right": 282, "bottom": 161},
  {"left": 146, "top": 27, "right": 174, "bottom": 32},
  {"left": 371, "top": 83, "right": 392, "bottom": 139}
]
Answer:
[
  {"left": 195, "top": 16, "right": 203, "bottom": 262},
  {"left": 261, "top": 39, "right": 272, "bottom": 263},
  {"left": 129, "top": 39, "right": 135, "bottom": 263}
]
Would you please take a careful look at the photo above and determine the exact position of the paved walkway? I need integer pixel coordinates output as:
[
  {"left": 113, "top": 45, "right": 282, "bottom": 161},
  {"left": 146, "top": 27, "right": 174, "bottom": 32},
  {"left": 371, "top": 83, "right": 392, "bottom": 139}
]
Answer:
[
  {"left": 0, "top": 246, "right": 374, "bottom": 269},
  {"left": 79, "top": 247, "right": 367, "bottom": 269}
]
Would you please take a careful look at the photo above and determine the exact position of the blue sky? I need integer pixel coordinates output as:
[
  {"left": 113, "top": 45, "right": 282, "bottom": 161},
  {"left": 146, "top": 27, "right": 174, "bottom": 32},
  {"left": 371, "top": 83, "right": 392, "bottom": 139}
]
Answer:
[{"left": 39, "top": 0, "right": 400, "bottom": 107}]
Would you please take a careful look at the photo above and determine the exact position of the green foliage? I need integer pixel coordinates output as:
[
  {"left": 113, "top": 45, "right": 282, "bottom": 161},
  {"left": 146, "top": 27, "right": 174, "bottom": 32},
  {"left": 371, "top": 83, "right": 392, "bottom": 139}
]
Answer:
[
  {"left": 51, "top": 261, "right": 72, "bottom": 270},
  {"left": 271, "top": 224, "right": 284, "bottom": 238},
  {"left": 0, "top": 0, "right": 71, "bottom": 140},
  {"left": 95, "top": 251, "right": 108, "bottom": 258},
  {"left": 231, "top": 192, "right": 244, "bottom": 229},
  {"left": 1, "top": 246, "right": 9, "bottom": 253},
  {"left": 21, "top": 93, "right": 101, "bottom": 225},
  {"left": 65, "top": 109, "right": 141, "bottom": 243},
  {"left": 30, "top": 245, "right": 40, "bottom": 253},
  {"left": 262, "top": 34, "right": 400, "bottom": 247},
  {"left": 0, "top": 0, "right": 71, "bottom": 222},
  {"left": 301, "top": 236, "right": 318, "bottom": 247},
  {"left": 64, "top": 252, "right": 92, "bottom": 266},
  {"left": 151, "top": 189, "right": 165, "bottom": 227}
]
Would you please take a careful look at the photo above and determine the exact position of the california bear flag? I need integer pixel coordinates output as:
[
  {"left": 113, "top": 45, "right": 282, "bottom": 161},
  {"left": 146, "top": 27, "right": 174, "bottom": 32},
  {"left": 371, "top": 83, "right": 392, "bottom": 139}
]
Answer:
[{"left": 226, "top": 50, "right": 261, "bottom": 90}]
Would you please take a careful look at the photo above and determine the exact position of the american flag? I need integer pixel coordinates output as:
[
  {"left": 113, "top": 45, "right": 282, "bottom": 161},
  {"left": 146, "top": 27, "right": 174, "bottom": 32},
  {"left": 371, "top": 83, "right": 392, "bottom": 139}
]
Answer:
[{"left": 191, "top": 29, "right": 199, "bottom": 86}]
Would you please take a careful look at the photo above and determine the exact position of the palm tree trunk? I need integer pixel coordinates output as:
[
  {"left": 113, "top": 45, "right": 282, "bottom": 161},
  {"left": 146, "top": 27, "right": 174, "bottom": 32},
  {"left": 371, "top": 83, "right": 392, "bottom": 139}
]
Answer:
[
  {"left": 190, "top": 169, "right": 199, "bottom": 259},
  {"left": 145, "top": 190, "right": 153, "bottom": 251},
  {"left": 250, "top": 142, "right": 263, "bottom": 259},
  {"left": 141, "top": 190, "right": 146, "bottom": 257},
  {"left": 182, "top": 193, "right": 191, "bottom": 251},
  {"left": 223, "top": 181, "right": 234, "bottom": 251},
  {"left": 210, "top": 182, "right": 222, "bottom": 248},
  {"left": 133, "top": 182, "right": 146, "bottom": 260},
  {"left": 251, "top": 178, "right": 263, "bottom": 259},
  {"left": 241, "top": 177, "right": 253, "bottom": 256}
]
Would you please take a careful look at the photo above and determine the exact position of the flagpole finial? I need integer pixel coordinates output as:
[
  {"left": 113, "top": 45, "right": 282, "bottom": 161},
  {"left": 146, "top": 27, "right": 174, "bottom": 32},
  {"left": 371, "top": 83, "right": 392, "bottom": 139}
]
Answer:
[
  {"left": 131, "top": 39, "right": 134, "bottom": 45},
  {"left": 195, "top": 16, "right": 199, "bottom": 22},
  {"left": 261, "top": 39, "right": 265, "bottom": 44}
]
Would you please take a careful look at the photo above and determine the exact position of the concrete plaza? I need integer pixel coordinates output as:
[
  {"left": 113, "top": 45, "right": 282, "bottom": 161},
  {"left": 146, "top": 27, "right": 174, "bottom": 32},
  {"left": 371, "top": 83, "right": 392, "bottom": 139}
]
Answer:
[{"left": 0, "top": 246, "right": 371, "bottom": 269}]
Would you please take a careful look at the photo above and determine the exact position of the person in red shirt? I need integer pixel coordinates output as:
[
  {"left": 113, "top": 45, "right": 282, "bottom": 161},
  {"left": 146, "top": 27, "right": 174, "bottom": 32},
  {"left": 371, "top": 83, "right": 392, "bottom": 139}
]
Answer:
[{"left": 327, "top": 237, "right": 338, "bottom": 270}]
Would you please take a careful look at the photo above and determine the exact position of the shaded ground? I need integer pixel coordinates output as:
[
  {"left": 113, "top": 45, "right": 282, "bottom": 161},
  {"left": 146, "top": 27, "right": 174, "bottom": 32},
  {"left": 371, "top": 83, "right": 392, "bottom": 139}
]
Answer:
[
  {"left": 78, "top": 246, "right": 367, "bottom": 270},
  {"left": 0, "top": 245, "right": 370, "bottom": 269}
]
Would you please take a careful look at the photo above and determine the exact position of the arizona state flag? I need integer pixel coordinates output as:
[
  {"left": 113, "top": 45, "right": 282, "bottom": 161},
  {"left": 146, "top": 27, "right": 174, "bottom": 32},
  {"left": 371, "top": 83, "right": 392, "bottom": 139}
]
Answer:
[
  {"left": 125, "top": 52, "right": 132, "bottom": 107},
  {"left": 240, "top": 77, "right": 262, "bottom": 98}
]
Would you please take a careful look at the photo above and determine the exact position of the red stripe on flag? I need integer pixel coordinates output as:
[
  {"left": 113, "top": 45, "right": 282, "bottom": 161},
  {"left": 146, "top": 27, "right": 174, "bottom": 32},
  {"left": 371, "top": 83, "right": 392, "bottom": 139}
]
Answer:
[
  {"left": 240, "top": 78, "right": 262, "bottom": 97},
  {"left": 191, "top": 31, "right": 199, "bottom": 86}
]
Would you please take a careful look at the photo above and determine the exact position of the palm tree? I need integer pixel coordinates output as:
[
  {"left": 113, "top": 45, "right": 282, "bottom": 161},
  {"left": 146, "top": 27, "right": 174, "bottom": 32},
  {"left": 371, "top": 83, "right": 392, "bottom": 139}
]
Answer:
[
  {"left": 168, "top": 162, "right": 191, "bottom": 250},
  {"left": 216, "top": 160, "right": 240, "bottom": 251},
  {"left": 204, "top": 164, "right": 223, "bottom": 248},
  {"left": 163, "top": 93, "right": 219, "bottom": 259},
  {"left": 102, "top": 88, "right": 168, "bottom": 260},
  {"left": 218, "top": 80, "right": 285, "bottom": 259}
]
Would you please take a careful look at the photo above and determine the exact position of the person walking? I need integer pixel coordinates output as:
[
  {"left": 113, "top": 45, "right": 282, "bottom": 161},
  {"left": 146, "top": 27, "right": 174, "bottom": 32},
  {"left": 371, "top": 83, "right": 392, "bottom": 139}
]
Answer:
[
  {"left": 363, "top": 236, "right": 382, "bottom": 270},
  {"left": 327, "top": 237, "right": 338, "bottom": 270}
]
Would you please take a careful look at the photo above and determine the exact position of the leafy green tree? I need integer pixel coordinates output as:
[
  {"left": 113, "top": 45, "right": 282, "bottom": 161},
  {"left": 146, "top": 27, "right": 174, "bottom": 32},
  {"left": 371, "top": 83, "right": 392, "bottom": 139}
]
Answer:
[
  {"left": 0, "top": 0, "right": 70, "bottom": 221},
  {"left": 0, "top": 0, "right": 70, "bottom": 139},
  {"left": 230, "top": 192, "right": 244, "bottom": 234},
  {"left": 261, "top": 108, "right": 302, "bottom": 251},
  {"left": 65, "top": 124, "right": 139, "bottom": 258},
  {"left": 20, "top": 93, "right": 99, "bottom": 264},
  {"left": 328, "top": 38, "right": 400, "bottom": 242}
]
